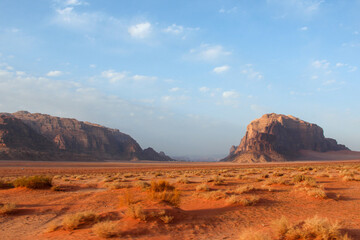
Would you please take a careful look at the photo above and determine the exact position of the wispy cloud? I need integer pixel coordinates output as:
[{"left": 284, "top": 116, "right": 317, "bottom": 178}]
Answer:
[
  {"left": 128, "top": 22, "right": 152, "bottom": 39},
  {"left": 47, "top": 70, "right": 63, "bottom": 77},
  {"left": 312, "top": 59, "right": 329, "bottom": 69},
  {"left": 300, "top": 26, "right": 308, "bottom": 31},
  {"left": 188, "top": 44, "right": 231, "bottom": 62},
  {"left": 241, "top": 64, "right": 263, "bottom": 80},
  {"left": 199, "top": 86, "right": 210, "bottom": 93},
  {"left": 213, "top": 65, "right": 230, "bottom": 74},
  {"left": 219, "top": 7, "right": 238, "bottom": 14},
  {"left": 101, "top": 70, "right": 127, "bottom": 83}
]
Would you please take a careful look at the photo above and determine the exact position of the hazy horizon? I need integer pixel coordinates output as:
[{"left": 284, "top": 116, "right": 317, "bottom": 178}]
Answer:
[{"left": 1, "top": 0, "right": 359, "bottom": 157}]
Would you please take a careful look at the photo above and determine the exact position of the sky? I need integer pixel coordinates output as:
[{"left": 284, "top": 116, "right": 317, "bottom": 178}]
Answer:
[{"left": 0, "top": 0, "right": 360, "bottom": 159}]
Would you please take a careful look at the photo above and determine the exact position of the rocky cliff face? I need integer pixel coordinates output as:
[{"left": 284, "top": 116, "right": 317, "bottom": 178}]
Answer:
[
  {"left": 221, "top": 113, "right": 349, "bottom": 163},
  {"left": 0, "top": 111, "right": 173, "bottom": 161}
]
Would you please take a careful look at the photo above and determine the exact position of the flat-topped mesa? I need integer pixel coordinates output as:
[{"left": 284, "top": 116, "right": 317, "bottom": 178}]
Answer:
[
  {"left": 222, "top": 113, "right": 349, "bottom": 163},
  {"left": 0, "top": 111, "right": 174, "bottom": 161}
]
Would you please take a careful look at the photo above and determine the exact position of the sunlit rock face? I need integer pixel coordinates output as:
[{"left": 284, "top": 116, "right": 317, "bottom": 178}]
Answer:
[
  {"left": 221, "top": 113, "right": 348, "bottom": 163},
  {"left": 0, "top": 111, "right": 173, "bottom": 161}
]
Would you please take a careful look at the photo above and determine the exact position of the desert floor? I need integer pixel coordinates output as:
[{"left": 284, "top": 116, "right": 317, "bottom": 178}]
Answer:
[{"left": 0, "top": 160, "right": 360, "bottom": 240}]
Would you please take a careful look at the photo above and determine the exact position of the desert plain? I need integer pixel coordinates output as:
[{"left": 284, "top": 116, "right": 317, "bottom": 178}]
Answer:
[{"left": 0, "top": 160, "right": 360, "bottom": 240}]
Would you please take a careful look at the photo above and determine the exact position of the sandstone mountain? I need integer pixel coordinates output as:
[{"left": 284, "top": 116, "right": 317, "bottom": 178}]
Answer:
[
  {"left": 221, "top": 113, "right": 349, "bottom": 163},
  {"left": 0, "top": 111, "right": 173, "bottom": 161}
]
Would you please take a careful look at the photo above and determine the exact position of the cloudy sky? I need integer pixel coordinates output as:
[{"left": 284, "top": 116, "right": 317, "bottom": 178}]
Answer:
[{"left": 1, "top": 0, "right": 360, "bottom": 158}]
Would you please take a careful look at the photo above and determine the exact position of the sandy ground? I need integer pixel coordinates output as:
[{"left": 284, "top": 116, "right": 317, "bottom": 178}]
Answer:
[{"left": 0, "top": 160, "right": 360, "bottom": 239}]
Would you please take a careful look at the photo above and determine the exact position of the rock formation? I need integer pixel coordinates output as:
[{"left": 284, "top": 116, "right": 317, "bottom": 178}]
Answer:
[
  {"left": 221, "top": 113, "right": 349, "bottom": 163},
  {"left": 0, "top": 111, "right": 173, "bottom": 161}
]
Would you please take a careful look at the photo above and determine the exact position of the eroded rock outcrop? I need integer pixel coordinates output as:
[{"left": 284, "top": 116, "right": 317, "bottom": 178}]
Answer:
[
  {"left": 0, "top": 111, "right": 173, "bottom": 161},
  {"left": 221, "top": 113, "right": 349, "bottom": 163}
]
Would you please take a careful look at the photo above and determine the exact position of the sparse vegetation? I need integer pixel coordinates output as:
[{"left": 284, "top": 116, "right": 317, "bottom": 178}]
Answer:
[
  {"left": 13, "top": 175, "right": 53, "bottom": 189},
  {"left": 62, "top": 211, "right": 97, "bottom": 230},
  {"left": 92, "top": 221, "right": 119, "bottom": 238},
  {"left": 0, "top": 203, "right": 16, "bottom": 214}
]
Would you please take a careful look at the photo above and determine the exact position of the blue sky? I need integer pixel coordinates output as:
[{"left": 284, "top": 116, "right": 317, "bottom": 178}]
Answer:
[{"left": 0, "top": 0, "right": 360, "bottom": 159}]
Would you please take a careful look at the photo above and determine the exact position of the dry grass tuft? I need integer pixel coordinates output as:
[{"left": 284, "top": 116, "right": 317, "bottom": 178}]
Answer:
[
  {"left": 148, "top": 180, "right": 180, "bottom": 207},
  {"left": 0, "top": 203, "right": 16, "bottom": 214},
  {"left": 196, "top": 183, "right": 210, "bottom": 192},
  {"left": 159, "top": 215, "right": 174, "bottom": 224},
  {"left": 236, "top": 185, "right": 256, "bottom": 194},
  {"left": 272, "top": 216, "right": 352, "bottom": 240},
  {"left": 0, "top": 180, "right": 14, "bottom": 189},
  {"left": 13, "top": 175, "right": 52, "bottom": 189},
  {"left": 92, "top": 221, "right": 119, "bottom": 238},
  {"left": 126, "top": 204, "right": 147, "bottom": 221},
  {"left": 62, "top": 211, "right": 97, "bottom": 230}
]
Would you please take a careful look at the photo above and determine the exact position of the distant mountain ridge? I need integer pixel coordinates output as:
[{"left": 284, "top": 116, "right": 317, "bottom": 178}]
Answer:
[
  {"left": 221, "top": 113, "right": 350, "bottom": 163},
  {"left": 0, "top": 111, "right": 173, "bottom": 161}
]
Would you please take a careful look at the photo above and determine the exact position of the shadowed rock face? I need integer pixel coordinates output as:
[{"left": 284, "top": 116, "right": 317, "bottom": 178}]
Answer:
[
  {"left": 221, "top": 113, "right": 349, "bottom": 163},
  {"left": 0, "top": 111, "right": 173, "bottom": 161}
]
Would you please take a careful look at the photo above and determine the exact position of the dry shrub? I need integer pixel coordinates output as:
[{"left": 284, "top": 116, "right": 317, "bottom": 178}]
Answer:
[
  {"left": 236, "top": 185, "right": 256, "bottom": 194},
  {"left": 0, "top": 203, "right": 16, "bottom": 214},
  {"left": 201, "top": 190, "right": 227, "bottom": 200},
  {"left": 126, "top": 204, "right": 146, "bottom": 221},
  {"left": 226, "top": 195, "right": 260, "bottom": 206},
  {"left": 148, "top": 181, "right": 180, "bottom": 207},
  {"left": 159, "top": 215, "right": 174, "bottom": 224},
  {"left": 62, "top": 211, "right": 97, "bottom": 230},
  {"left": 0, "top": 180, "right": 14, "bottom": 189},
  {"left": 135, "top": 181, "right": 150, "bottom": 190},
  {"left": 13, "top": 175, "right": 52, "bottom": 189},
  {"left": 119, "top": 190, "right": 138, "bottom": 207},
  {"left": 92, "top": 221, "right": 119, "bottom": 238},
  {"left": 272, "top": 216, "right": 352, "bottom": 240},
  {"left": 305, "top": 188, "right": 327, "bottom": 199},
  {"left": 105, "top": 182, "right": 131, "bottom": 190},
  {"left": 196, "top": 183, "right": 210, "bottom": 192},
  {"left": 238, "top": 229, "right": 271, "bottom": 240},
  {"left": 177, "top": 177, "right": 190, "bottom": 184},
  {"left": 150, "top": 180, "right": 174, "bottom": 192}
]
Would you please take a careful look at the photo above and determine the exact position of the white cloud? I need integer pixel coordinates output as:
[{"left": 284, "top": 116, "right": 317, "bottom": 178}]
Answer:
[
  {"left": 219, "top": 7, "right": 238, "bottom": 14},
  {"left": 163, "top": 24, "right": 184, "bottom": 35},
  {"left": 312, "top": 60, "right": 329, "bottom": 69},
  {"left": 213, "top": 65, "right": 230, "bottom": 74},
  {"left": 47, "top": 70, "right": 63, "bottom": 77},
  {"left": 64, "top": 0, "right": 87, "bottom": 6},
  {"left": 322, "top": 79, "right": 336, "bottom": 85},
  {"left": 169, "top": 87, "right": 180, "bottom": 92},
  {"left": 53, "top": 7, "right": 100, "bottom": 31},
  {"left": 268, "top": 0, "right": 324, "bottom": 15},
  {"left": 300, "top": 26, "right": 308, "bottom": 31},
  {"left": 189, "top": 44, "right": 231, "bottom": 61},
  {"left": 199, "top": 87, "right": 210, "bottom": 93},
  {"left": 128, "top": 22, "right": 152, "bottom": 39},
  {"left": 101, "top": 70, "right": 127, "bottom": 83},
  {"left": 348, "top": 66, "right": 358, "bottom": 72},
  {"left": 222, "top": 90, "right": 238, "bottom": 98},
  {"left": 132, "top": 74, "right": 157, "bottom": 82},
  {"left": 241, "top": 64, "right": 263, "bottom": 80},
  {"left": 336, "top": 62, "right": 345, "bottom": 67},
  {"left": 89, "top": 64, "right": 96, "bottom": 68}
]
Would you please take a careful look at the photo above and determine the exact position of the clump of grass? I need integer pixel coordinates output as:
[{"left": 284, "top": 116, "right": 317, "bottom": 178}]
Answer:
[
  {"left": 126, "top": 204, "right": 146, "bottom": 221},
  {"left": 235, "top": 185, "right": 256, "bottom": 194},
  {"left": 119, "top": 190, "right": 138, "bottom": 206},
  {"left": 62, "top": 211, "right": 97, "bottom": 230},
  {"left": 135, "top": 181, "right": 150, "bottom": 190},
  {"left": 0, "top": 203, "right": 16, "bottom": 214},
  {"left": 0, "top": 180, "right": 14, "bottom": 189},
  {"left": 226, "top": 195, "right": 260, "bottom": 206},
  {"left": 105, "top": 182, "right": 131, "bottom": 190},
  {"left": 201, "top": 190, "right": 226, "bottom": 200},
  {"left": 272, "top": 216, "right": 352, "bottom": 240},
  {"left": 177, "top": 177, "right": 190, "bottom": 184},
  {"left": 148, "top": 180, "right": 180, "bottom": 207},
  {"left": 196, "top": 183, "right": 210, "bottom": 192},
  {"left": 159, "top": 215, "right": 174, "bottom": 224},
  {"left": 13, "top": 175, "right": 52, "bottom": 189},
  {"left": 92, "top": 221, "right": 119, "bottom": 238},
  {"left": 292, "top": 174, "right": 314, "bottom": 184}
]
